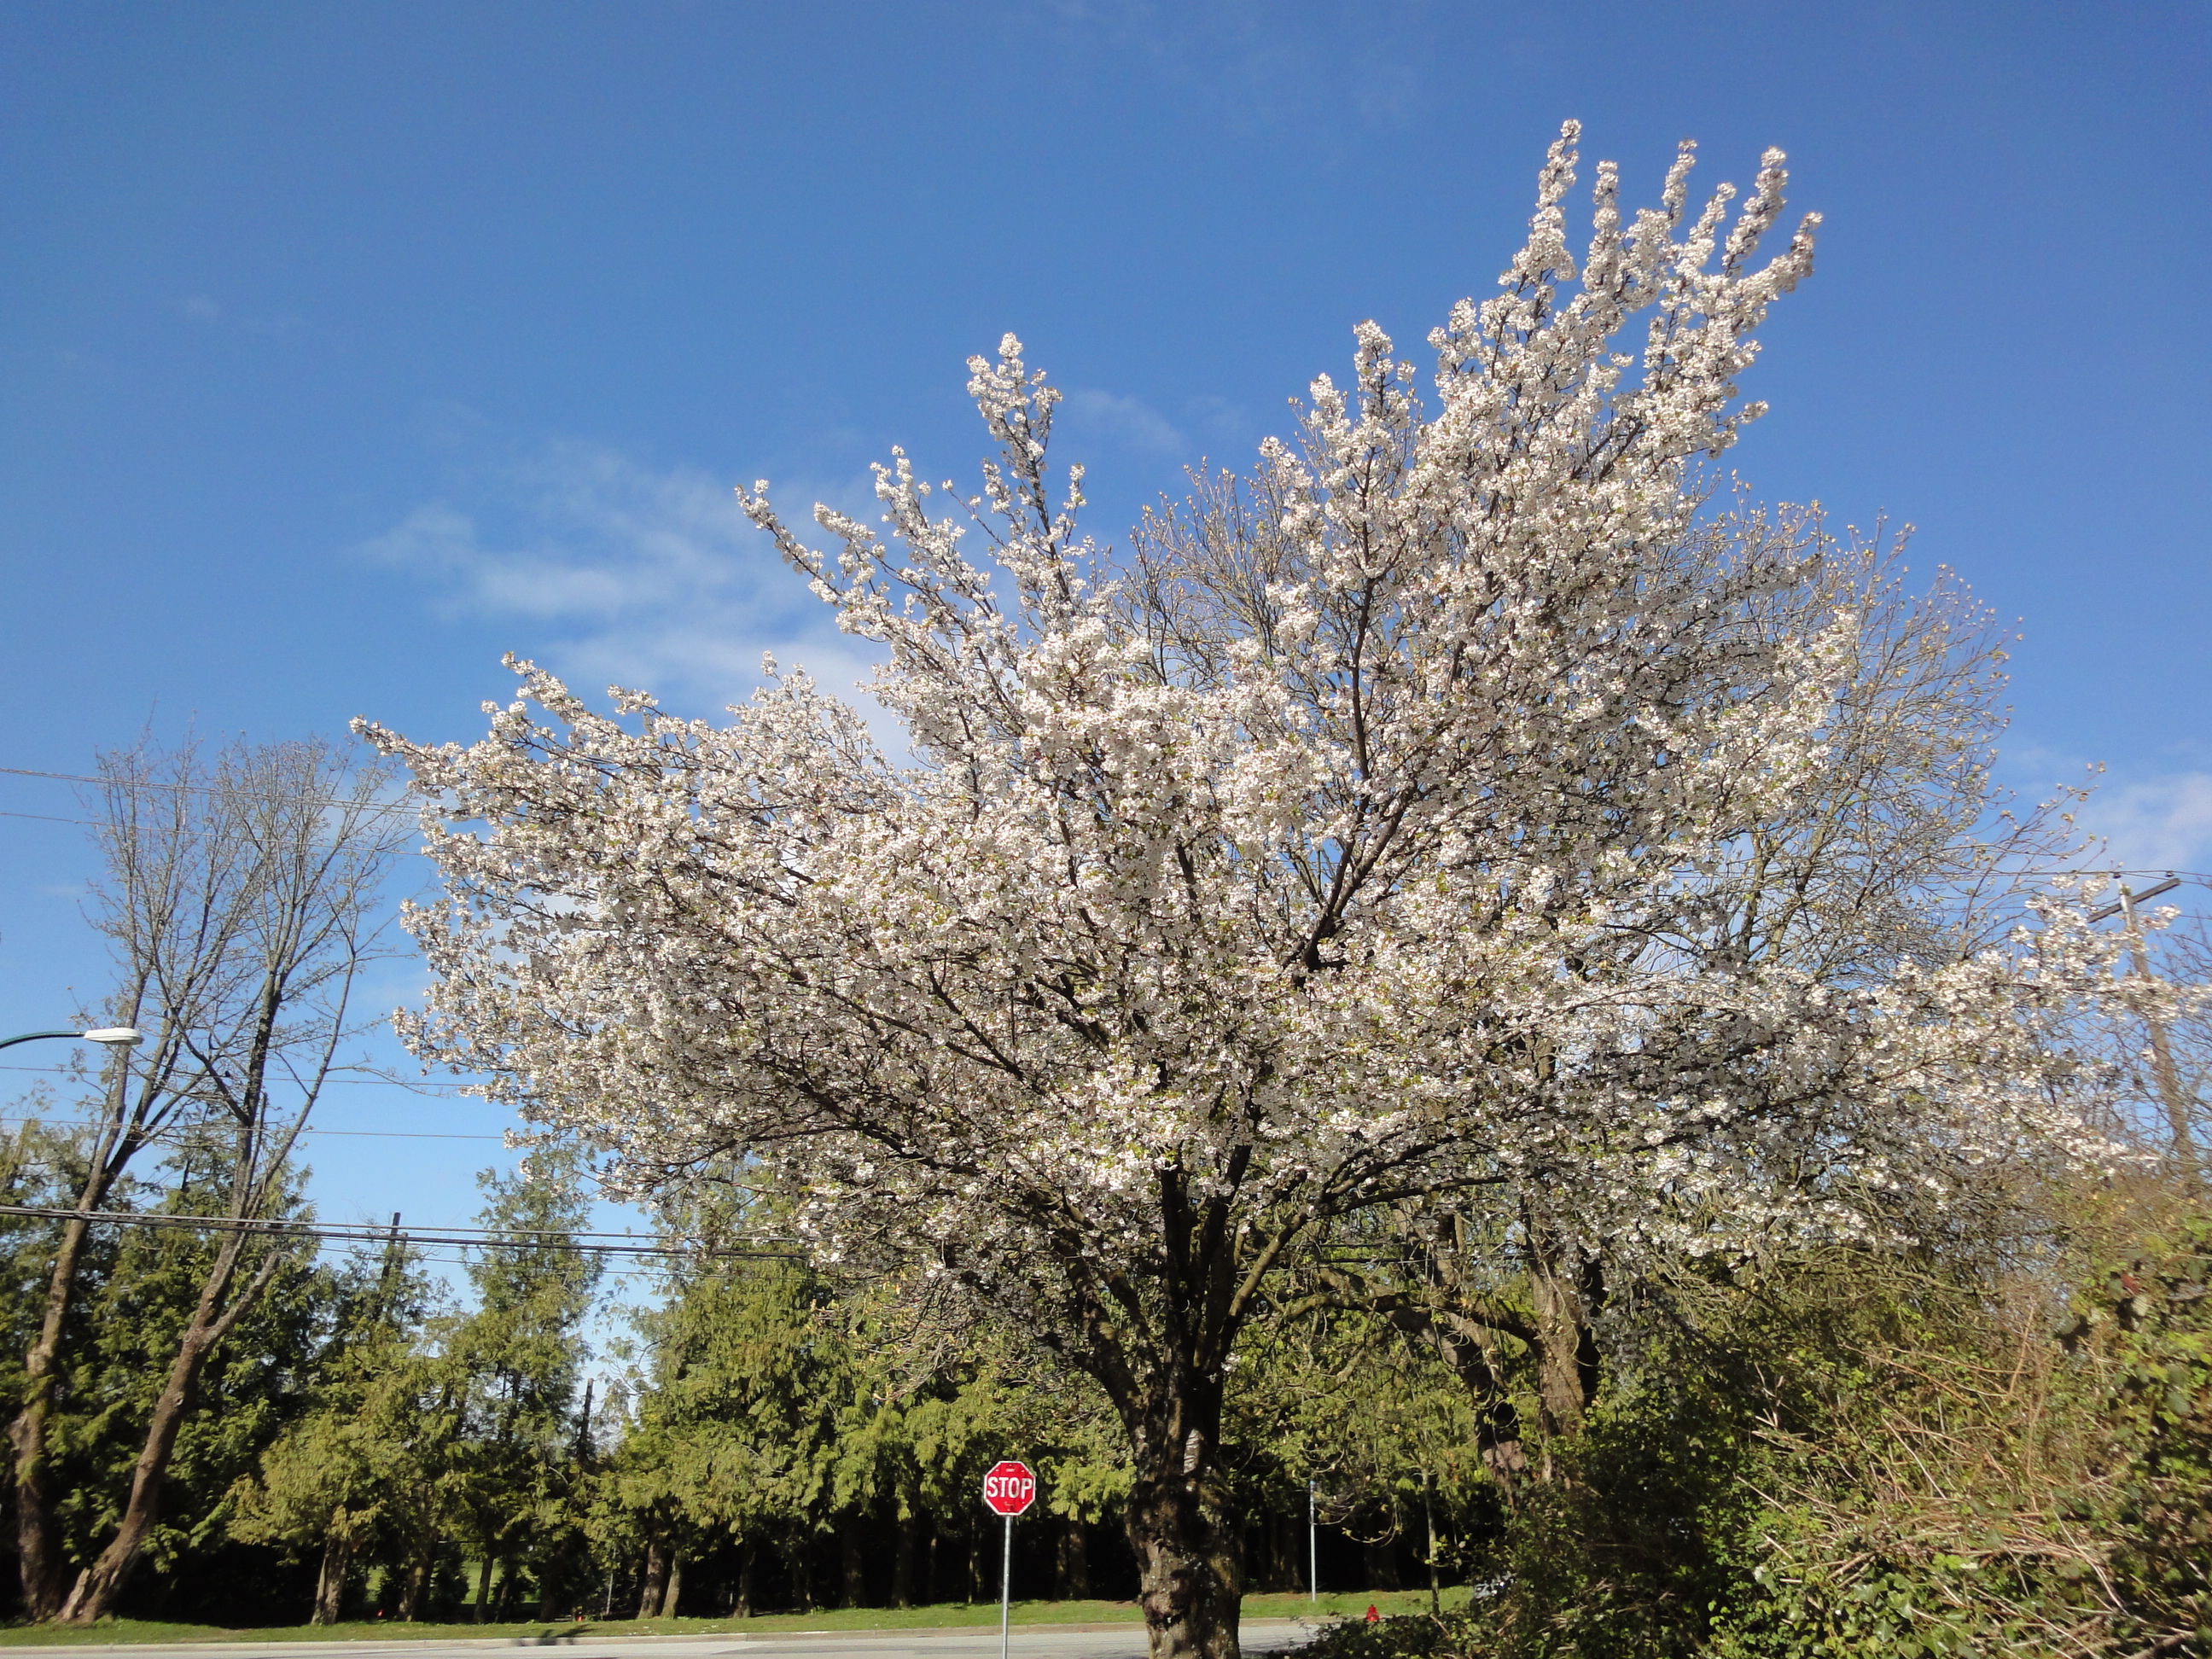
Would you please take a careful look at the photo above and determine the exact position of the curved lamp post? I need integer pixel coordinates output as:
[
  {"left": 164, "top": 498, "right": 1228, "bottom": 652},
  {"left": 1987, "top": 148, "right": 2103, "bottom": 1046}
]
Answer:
[{"left": 0, "top": 1027, "right": 142, "bottom": 1052}]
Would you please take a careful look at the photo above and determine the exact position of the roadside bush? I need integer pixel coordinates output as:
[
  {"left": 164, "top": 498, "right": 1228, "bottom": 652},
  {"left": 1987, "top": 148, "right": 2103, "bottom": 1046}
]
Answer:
[{"left": 1295, "top": 1214, "right": 2212, "bottom": 1659}]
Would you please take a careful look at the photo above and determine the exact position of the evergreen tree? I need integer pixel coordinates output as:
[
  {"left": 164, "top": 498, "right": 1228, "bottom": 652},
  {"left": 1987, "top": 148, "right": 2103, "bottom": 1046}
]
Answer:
[
  {"left": 229, "top": 1229, "right": 444, "bottom": 1622},
  {"left": 443, "top": 1154, "right": 602, "bottom": 1621}
]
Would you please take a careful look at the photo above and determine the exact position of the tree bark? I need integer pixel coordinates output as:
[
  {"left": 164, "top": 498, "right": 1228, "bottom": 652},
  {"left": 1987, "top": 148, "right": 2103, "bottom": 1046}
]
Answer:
[
  {"left": 734, "top": 1541, "right": 755, "bottom": 1618},
  {"left": 1123, "top": 1359, "right": 1242, "bottom": 1659},
  {"left": 59, "top": 1230, "right": 287, "bottom": 1624},
  {"left": 841, "top": 1524, "right": 866, "bottom": 1608},
  {"left": 659, "top": 1551, "right": 683, "bottom": 1619},
  {"left": 890, "top": 1512, "right": 917, "bottom": 1608},
  {"left": 399, "top": 1547, "right": 432, "bottom": 1621},
  {"left": 11, "top": 1045, "right": 148, "bottom": 1623},
  {"left": 635, "top": 1535, "right": 668, "bottom": 1621},
  {"left": 312, "top": 1522, "right": 353, "bottom": 1625},
  {"left": 1360, "top": 1531, "right": 1399, "bottom": 1592},
  {"left": 1057, "top": 1516, "right": 1091, "bottom": 1600},
  {"left": 1126, "top": 1458, "right": 1241, "bottom": 1659},
  {"left": 1526, "top": 1220, "right": 1604, "bottom": 1448},
  {"left": 9, "top": 1210, "right": 100, "bottom": 1621}
]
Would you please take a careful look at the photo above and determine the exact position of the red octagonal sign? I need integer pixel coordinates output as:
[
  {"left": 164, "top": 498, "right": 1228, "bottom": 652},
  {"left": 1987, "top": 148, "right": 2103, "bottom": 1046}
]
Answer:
[{"left": 981, "top": 1459, "right": 1036, "bottom": 1516}]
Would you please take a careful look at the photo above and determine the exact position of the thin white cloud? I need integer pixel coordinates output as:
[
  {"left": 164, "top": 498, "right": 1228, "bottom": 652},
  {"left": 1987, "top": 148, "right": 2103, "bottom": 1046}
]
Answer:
[
  {"left": 1057, "top": 391, "right": 1194, "bottom": 457},
  {"left": 2081, "top": 771, "right": 2212, "bottom": 875},
  {"left": 1016, "top": 1, "right": 1429, "bottom": 140},
  {"left": 1062, "top": 388, "right": 1187, "bottom": 454},
  {"left": 362, "top": 440, "right": 886, "bottom": 717},
  {"left": 173, "top": 294, "right": 303, "bottom": 336}
]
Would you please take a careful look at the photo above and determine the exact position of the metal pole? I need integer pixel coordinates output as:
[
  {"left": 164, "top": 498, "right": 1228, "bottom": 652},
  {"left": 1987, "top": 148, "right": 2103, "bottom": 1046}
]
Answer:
[
  {"left": 1423, "top": 1470, "right": 1439, "bottom": 1615},
  {"left": 1000, "top": 1512, "right": 1014, "bottom": 1659},
  {"left": 0, "top": 1030, "right": 84, "bottom": 1051},
  {"left": 1291, "top": 1486, "right": 1309, "bottom": 1601},
  {"left": 0, "top": 1028, "right": 141, "bottom": 1051}
]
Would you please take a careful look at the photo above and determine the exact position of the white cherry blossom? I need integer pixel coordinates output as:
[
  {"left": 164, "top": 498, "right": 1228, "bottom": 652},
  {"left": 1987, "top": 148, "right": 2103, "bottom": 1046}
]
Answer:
[{"left": 360, "top": 125, "right": 2167, "bottom": 1659}]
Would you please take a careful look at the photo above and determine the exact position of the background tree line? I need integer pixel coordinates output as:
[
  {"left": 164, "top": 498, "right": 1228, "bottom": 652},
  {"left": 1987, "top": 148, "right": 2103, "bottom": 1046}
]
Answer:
[{"left": 0, "top": 1130, "right": 1472, "bottom": 1627}]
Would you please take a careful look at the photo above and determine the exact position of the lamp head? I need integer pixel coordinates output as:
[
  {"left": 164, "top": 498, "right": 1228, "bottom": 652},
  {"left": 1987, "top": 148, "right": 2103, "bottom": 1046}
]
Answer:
[{"left": 82, "top": 1027, "right": 142, "bottom": 1046}]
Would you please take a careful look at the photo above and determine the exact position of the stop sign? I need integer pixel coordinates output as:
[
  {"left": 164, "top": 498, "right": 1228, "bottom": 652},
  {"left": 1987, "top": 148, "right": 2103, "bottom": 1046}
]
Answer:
[{"left": 981, "top": 1459, "right": 1036, "bottom": 1516}]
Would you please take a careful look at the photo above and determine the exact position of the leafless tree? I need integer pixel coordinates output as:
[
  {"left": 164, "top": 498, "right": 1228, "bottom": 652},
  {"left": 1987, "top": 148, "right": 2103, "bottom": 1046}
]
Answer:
[{"left": 3, "top": 733, "right": 408, "bottom": 1623}]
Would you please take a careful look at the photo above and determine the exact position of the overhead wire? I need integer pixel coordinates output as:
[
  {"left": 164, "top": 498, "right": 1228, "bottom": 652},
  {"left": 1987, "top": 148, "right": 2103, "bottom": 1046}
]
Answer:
[
  {"left": 0, "top": 1113, "right": 506, "bottom": 1142},
  {"left": 0, "top": 1061, "right": 494, "bottom": 1097},
  {"left": 0, "top": 1203, "right": 796, "bottom": 1260},
  {"left": 0, "top": 765, "right": 420, "bottom": 818}
]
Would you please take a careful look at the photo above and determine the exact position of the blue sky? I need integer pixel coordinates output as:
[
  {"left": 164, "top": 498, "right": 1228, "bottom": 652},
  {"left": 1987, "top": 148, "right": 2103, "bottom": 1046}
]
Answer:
[{"left": 2, "top": 1, "right": 2208, "bottom": 1238}]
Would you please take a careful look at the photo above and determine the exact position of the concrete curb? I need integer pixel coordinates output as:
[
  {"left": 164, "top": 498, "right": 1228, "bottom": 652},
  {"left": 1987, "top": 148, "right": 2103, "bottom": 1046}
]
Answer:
[{"left": 0, "top": 1619, "right": 1324, "bottom": 1657}]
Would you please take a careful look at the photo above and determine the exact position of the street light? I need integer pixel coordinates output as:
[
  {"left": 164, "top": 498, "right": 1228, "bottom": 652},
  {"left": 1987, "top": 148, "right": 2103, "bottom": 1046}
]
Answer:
[{"left": 0, "top": 1027, "right": 143, "bottom": 1052}]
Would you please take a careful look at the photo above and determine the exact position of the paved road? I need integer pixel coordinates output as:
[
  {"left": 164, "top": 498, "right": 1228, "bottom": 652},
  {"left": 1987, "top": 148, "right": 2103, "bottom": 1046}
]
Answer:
[{"left": 35, "top": 1621, "right": 1321, "bottom": 1659}]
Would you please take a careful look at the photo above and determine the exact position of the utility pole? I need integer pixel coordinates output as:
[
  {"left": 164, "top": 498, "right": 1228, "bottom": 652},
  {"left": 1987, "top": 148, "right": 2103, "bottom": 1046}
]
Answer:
[{"left": 2093, "top": 877, "right": 2200, "bottom": 1179}]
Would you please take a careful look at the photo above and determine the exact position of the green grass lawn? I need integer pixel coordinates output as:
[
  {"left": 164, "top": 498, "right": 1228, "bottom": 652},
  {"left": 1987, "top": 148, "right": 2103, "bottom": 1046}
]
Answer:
[{"left": 0, "top": 1588, "right": 1466, "bottom": 1645}]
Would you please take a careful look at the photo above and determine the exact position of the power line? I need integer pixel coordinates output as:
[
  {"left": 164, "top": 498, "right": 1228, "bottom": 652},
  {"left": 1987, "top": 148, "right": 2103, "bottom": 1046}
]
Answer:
[
  {"left": 0, "top": 1062, "right": 493, "bottom": 1097},
  {"left": 0, "top": 765, "right": 418, "bottom": 818},
  {"left": 0, "top": 1203, "right": 797, "bottom": 1260},
  {"left": 0, "top": 1114, "right": 507, "bottom": 1142}
]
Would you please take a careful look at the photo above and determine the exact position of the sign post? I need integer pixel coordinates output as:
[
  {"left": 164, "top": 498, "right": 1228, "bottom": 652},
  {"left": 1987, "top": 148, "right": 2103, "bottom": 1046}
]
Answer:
[
  {"left": 981, "top": 1460, "right": 1037, "bottom": 1659},
  {"left": 1291, "top": 1486, "right": 1309, "bottom": 1601}
]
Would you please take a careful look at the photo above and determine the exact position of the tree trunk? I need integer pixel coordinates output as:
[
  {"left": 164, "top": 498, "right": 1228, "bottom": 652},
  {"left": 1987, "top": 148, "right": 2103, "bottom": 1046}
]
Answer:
[
  {"left": 59, "top": 1200, "right": 294, "bottom": 1625},
  {"left": 472, "top": 1553, "right": 493, "bottom": 1622},
  {"left": 1360, "top": 1532, "right": 1398, "bottom": 1592},
  {"left": 891, "top": 1512, "right": 917, "bottom": 1609},
  {"left": 1526, "top": 1213, "right": 1604, "bottom": 1456},
  {"left": 791, "top": 1539, "right": 815, "bottom": 1611},
  {"left": 636, "top": 1534, "right": 668, "bottom": 1621},
  {"left": 399, "top": 1548, "right": 432, "bottom": 1621},
  {"left": 841, "top": 1524, "right": 866, "bottom": 1608},
  {"left": 56, "top": 1308, "right": 221, "bottom": 1622},
  {"left": 734, "top": 1542, "right": 755, "bottom": 1618},
  {"left": 1126, "top": 1446, "right": 1241, "bottom": 1659},
  {"left": 659, "top": 1551, "right": 683, "bottom": 1619},
  {"left": 1256, "top": 1515, "right": 1286, "bottom": 1595},
  {"left": 12, "top": 1078, "right": 147, "bottom": 1627},
  {"left": 312, "top": 1521, "right": 353, "bottom": 1625},
  {"left": 1057, "top": 1516, "right": 1091, "bottom": 1599},
  {"left": 9, "top": 1210, "right": 98, "bottom": 1621}
]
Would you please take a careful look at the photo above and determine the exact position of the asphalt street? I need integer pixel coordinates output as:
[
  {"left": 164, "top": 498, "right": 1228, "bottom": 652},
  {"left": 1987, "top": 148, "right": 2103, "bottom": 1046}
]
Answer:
[{"left": 31, "top": 1620, "right": 1321, "bottom": 1659}]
